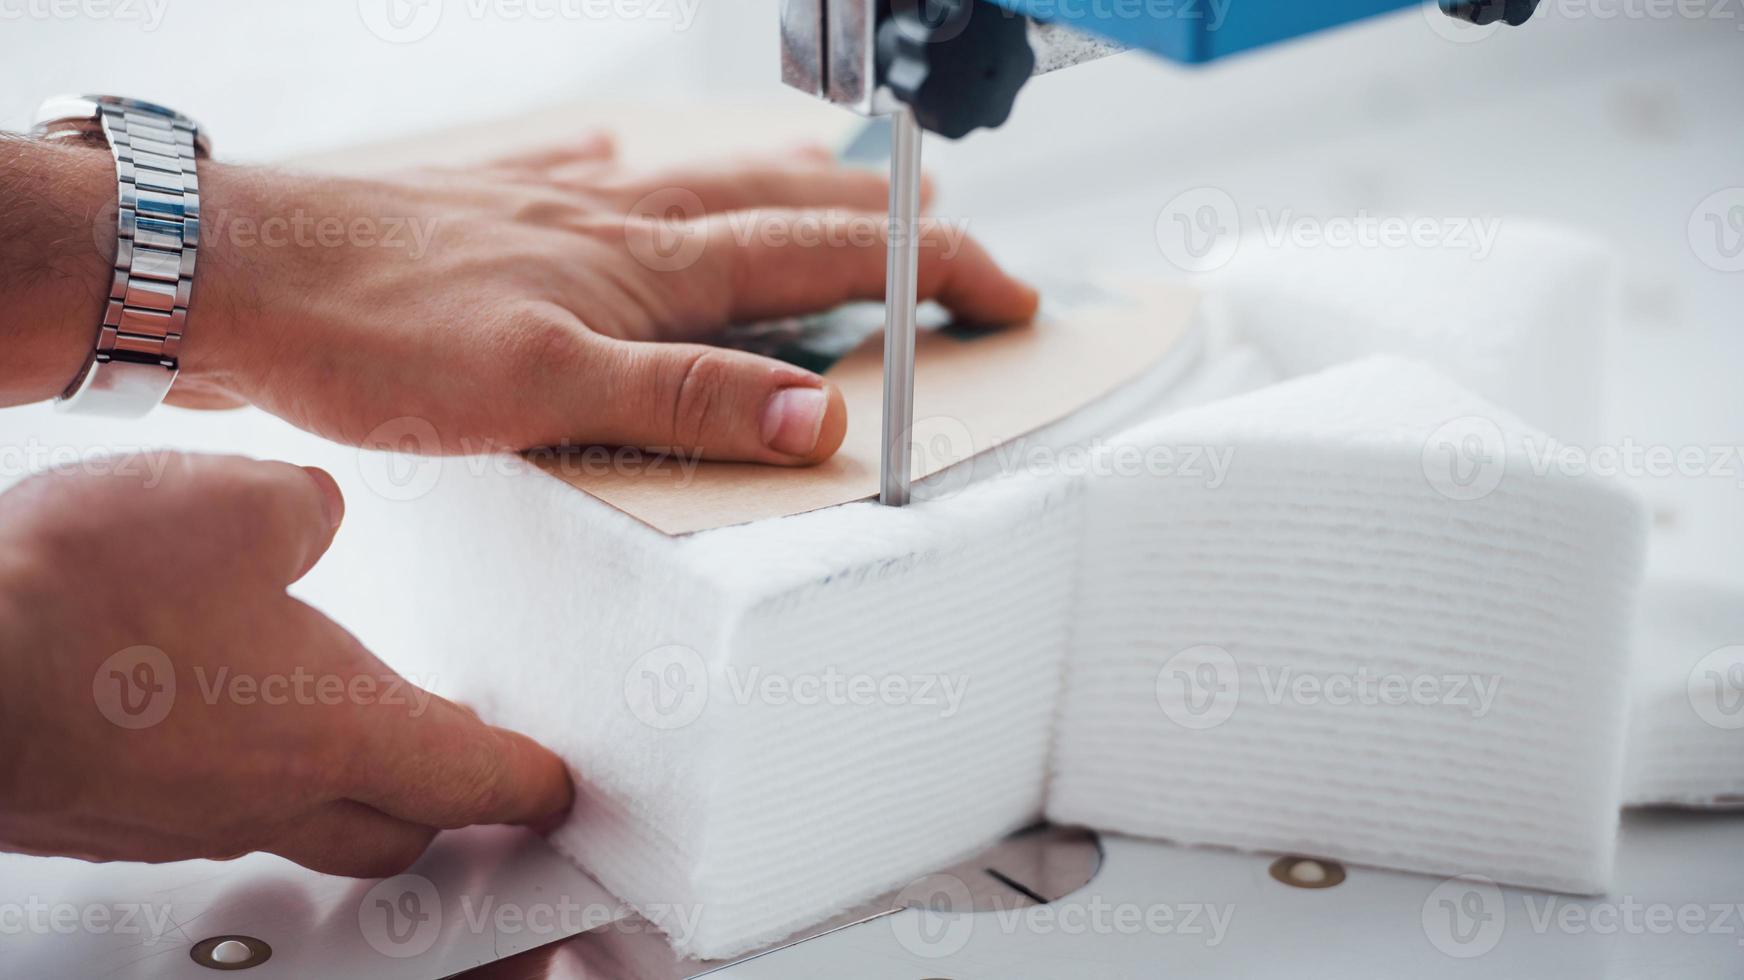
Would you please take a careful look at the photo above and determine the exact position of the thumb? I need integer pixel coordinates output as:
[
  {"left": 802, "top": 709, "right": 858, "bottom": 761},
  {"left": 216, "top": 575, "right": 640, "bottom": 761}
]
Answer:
[
  {"left": 193, "top": 457, "right": 346, "bottom": 585},
  {"left": 574, "top": 338, "right": 849, "bottom": 465}
]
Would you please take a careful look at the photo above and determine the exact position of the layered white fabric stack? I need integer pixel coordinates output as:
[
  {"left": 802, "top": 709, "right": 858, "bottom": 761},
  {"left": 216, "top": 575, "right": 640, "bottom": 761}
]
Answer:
[
  {"left": 1207, "top": 220, "right": 1617, "bottom": 446},
  {"left": 363, "top": 355, "right": 1649, "bottom": 955},
  {"left": 339, "top": 221, "right": 1696, "bottom": 958},
  {"left": 373, "top": 457, "right": 1080, "bottom": 957},
  {"left": 1048, "top": 356, "right": 1647, "bottom": 894},
  {"left": 1624, "top": 580, "right": 1744, "bottom": 808},
  {"left": 369, "top": 333, "right": 1260, "bottom": 959}
]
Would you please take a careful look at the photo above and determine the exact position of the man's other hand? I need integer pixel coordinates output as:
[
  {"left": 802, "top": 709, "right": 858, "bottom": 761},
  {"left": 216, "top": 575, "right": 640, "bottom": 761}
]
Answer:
[{"left": 0, "top": 453, "right": 572, "bottom": 876}]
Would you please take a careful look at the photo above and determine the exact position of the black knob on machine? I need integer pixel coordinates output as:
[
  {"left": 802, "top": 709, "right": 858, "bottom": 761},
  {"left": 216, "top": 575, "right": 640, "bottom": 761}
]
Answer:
[
  {"left": 876, "top": 0, "right": 1036, "bottom": 140},
  {"left": 1442, "top": 0, "right": 1543, "bottom": 26}
]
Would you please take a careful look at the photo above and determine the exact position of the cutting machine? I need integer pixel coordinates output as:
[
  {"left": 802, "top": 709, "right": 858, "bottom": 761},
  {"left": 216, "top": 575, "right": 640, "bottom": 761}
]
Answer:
[
  {"left": 775, "top": 0, "right": 1544, "bottom": 504},
  {"left": 17, "top": 5, "right": 1744, "bottom": 980}
]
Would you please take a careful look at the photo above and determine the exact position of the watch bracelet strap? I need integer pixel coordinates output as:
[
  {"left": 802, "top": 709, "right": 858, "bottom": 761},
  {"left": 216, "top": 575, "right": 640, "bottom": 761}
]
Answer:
[{"left": 67, "top": 102, "right": 204, "bottom": 407}]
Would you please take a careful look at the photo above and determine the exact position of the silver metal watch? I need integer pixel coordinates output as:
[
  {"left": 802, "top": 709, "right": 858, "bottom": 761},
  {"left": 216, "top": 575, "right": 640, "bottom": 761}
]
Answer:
[{"left": 31, "top": 95, "right": 211, "bottom": 417}]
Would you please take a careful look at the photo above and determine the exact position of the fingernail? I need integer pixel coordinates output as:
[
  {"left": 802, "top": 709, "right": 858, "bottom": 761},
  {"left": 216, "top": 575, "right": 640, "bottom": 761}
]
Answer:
[
  {"left": 761, "top": 387, "right": 828, "bottom": 457},
  {"left": 301, "top": 466, "right": 345, "bottom": 529}
]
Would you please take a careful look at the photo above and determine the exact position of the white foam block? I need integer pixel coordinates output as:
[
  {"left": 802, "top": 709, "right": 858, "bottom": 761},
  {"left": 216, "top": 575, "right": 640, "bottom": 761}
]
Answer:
[
  {"left": 342, "top": 341, "right": 1646, "bottom": 953},
  {"left": 389, "top": 462, "right": 1079, "bottom": 958},
  {"left": 1048, "top": 355, "right": 1648, "bottom": 893},
  {"left": 1624, "top": 579, "right": 1744, "bottom": 808},
  {"left": 1210, "top": 220, "right": 1617, "bottom": 444},
  {"left": 358, "top": 334, "right": 1218, "bottom": 959}
]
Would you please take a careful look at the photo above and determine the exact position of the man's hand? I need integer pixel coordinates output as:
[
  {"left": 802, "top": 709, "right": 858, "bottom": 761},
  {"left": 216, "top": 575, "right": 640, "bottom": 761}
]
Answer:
[
  {"left": 166, "top": 136, "right": 1038, "bottom": 463},
  {"left": 0, "top": 453, "right": 571, "bottom": 876}
]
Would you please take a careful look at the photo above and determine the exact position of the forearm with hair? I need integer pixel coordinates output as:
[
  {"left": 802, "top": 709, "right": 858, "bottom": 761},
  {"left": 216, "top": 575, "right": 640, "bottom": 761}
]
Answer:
[{"left": 0, "top": 134, "right": 117, "bottom": 406}]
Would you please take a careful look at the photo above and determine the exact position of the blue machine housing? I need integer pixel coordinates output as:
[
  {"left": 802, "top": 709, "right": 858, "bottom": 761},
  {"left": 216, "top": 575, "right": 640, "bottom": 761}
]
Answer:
[{"left": 983, "top": 0, "right": 1422, "bottom": 63}]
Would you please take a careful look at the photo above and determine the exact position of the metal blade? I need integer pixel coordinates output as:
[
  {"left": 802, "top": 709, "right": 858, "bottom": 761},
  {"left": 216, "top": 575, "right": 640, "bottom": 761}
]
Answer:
[{"left": 879, "top": 106, "right": 922, "bottom": 507}]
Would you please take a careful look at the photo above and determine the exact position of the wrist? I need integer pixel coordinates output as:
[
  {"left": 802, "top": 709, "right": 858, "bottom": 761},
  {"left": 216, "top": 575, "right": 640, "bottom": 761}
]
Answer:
[
  {"left": 0, "top": 136, "right": 117, "bottom": 406},
  {"left": 174, "top": 165, "right": 383, "bottom": 404},
  {"left": 172, "top": 162, "right": 266, "bottom": 395}
]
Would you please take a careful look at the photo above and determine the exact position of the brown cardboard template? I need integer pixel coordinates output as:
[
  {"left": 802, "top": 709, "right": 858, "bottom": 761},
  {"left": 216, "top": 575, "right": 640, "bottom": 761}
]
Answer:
[
  {"left": 291, "top": 102, "right": 1197, "bottom": 535},
  {"left": 536, "top": 281, "right": 1198, "bottom": 534}
]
